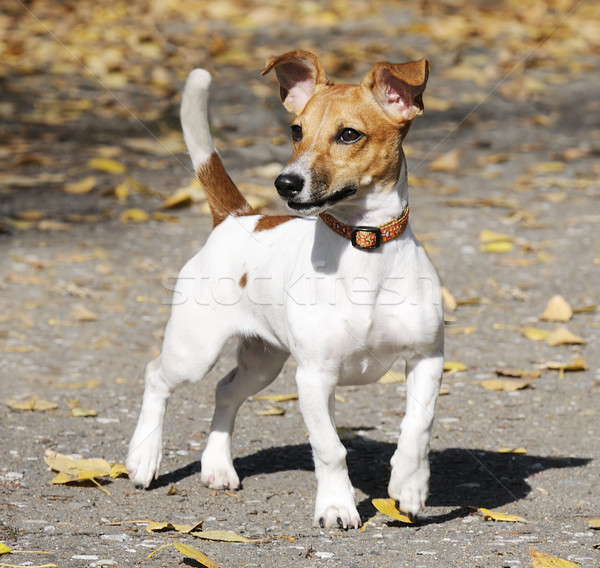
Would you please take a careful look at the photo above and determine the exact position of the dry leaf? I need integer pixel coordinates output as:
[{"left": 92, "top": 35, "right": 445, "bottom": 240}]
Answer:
[
  {"left": 546, "top": 357, "right": 588, "bottom": 379},
  {"left": 166, "top": 484, "right": 178, "bottom": 496},
  {"left": 497, "top": 447, "right": 528, "bottom": 454},
  {"left": 430, "top": 149, "right": 461, "bottom": 172},
  {"left": 495, "top": 369, "right": 541, "bottom": 380},
  {"left": 545, "top": 326, "right": 586, "bottom": 346},
  {"left": 120, "top": 208, "right": 149, "bottom": 223},
  {"left": 480, "top": 379, "right": 532, "bottom": 391},
  {"left": 0, "top": 544, "right": 10, "bottom": 554},
  {"left": 257, "top": 405, "right": 285, "bottom": 416},
  {"left": 479, "top": 241, "right": 514, "bottom": 253},
  {"left": 446, "top": 326, "right": 477, "bottom": 336},
  {"left": 5, "top": 396, "right": 58, "bottom": 411},
  {"left": 371, "top": 498, "right": 414, "bottom": 524},
  {"left": 252, "top": 393, "right": 298, "bottom": 402},
  {"left": 530, "top": 547, "right": 581, "bottom": 568},
  {"left": 146, "top": 521, "right": 200, "bottom": 534},
  {"left": 158, "top": 188, "right": 195, "bottom": 210},
  {"left": 477, "top": 507, "right": 527, "bottom": 523},
  {"left": 479, "top": 229, "right": 513, "bottom": 244},
  {"left": 88, "top": 157, "right": 126, "bottom": 174},
  {"left": 539, "top": 295, "right": 573, "bottom": 322},
  {"left": 443, "top": 361, "right": 467, "bottom": 374},
  {"left": 64, "top": 176, "right": 97, "bottom": 194},
  {"left": 586, "top": 519, "right": 600, "bottom": 529},
  {"left": 191, "top": 530, "right": 253, "bottom": 543},
  {"left": 441, "top": 286, "right": 457, "bottom": 312},
  {"left": 71, "top": 304, "right": 98, "bottom": 322},
  {"left": 522, "top": 327, "right": 552, "bottom": 341},
  {"left": 378, "top": 370, "right": 406, "bottom": 383},
  {"left": 148, "top": 542, "right": 220, "bottom": 568},
  {"left": 55, "top": 380, "right": 100, "bottom": 390}
]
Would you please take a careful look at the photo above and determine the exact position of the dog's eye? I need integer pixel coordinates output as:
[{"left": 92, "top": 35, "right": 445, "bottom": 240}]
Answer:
[
  {"left": 290, "top": 125, "right": 303, "bottom": 142},
  {"left": 338, "top": 128, "right": 363, "bottom": 144}
]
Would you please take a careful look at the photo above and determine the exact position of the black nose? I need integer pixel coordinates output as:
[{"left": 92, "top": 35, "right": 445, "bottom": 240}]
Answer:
[{"left": 275, "top": 173, "right": 304, "bottom": 199}]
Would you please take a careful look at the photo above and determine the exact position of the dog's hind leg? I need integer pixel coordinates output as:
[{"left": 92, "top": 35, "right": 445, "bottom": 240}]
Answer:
[
  {"left": 388, "top": 350, "right": 443, "bottom": 518},
  {"left": 201, "top": 337, "right": 289, "bottom": 489},
  {"left": 127, "top": 269, "right": 233, "bottom": 488}
]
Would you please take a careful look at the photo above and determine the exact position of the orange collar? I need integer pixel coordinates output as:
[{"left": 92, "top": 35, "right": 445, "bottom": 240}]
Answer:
[{"left": 319, "top": 206, "right": 409, "bottom": 249}]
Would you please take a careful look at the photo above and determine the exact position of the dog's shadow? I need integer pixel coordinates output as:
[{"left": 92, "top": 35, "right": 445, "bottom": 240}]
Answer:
[{"left": 154, "top": 435, "right": 590, "bottom": 524}]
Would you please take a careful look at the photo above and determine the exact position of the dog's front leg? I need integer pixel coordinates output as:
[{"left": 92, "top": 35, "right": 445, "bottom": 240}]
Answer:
[
  {"left": 296, "top": 367, "right": 360, "bottom": 529},
  {"left": 388, "top": 351, "right": 443, "bottom": 519}
]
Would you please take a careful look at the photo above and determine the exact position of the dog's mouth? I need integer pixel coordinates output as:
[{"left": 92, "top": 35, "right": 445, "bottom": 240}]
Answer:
[{"left": 287, "top": 185, "right": 357, "bottom": 214}]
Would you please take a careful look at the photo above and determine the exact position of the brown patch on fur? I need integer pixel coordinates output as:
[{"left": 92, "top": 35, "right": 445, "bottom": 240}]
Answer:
[
  {"left": 254, "top": 215, "right": 296, "bottom": 232},
  {"left": 197, "top": 152, "right": 255, "bottom": 227},
  {"left": 239, "top": 273, "right": 248, "bottom": 288}
]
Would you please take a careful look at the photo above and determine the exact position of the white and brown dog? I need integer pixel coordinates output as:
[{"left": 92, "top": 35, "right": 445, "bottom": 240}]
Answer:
[{"left": 127, "top": 50, "right": 444, "bottom": 529}]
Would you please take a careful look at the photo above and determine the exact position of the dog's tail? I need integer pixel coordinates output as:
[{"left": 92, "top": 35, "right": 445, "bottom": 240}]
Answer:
[{"left": 181, "top": 69, "right": 254, "bottom": 227}]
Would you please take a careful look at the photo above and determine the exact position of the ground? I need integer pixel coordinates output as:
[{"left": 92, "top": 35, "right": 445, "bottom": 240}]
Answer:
[{"left": 1, "top": 1, "right": 599, "bottom": 567}]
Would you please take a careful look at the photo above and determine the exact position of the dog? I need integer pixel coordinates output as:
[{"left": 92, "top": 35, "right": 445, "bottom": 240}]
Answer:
[{"left": 127, "top": 50, "right": 444, "bottom": 530}]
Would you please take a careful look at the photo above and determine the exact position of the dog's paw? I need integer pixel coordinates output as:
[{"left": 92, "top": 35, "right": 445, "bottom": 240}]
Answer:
[
  {"left": 200, "top": 455, "right": 240, "bottom": 490},
  {"left": 314, "top": 481, "right": 360, "bottom": 529},
  {"left": 126, "top": 429, "right": 162, "bottom": 488},
  {"left": 388, "top": 449, "right": 430, "bottom": 518}
]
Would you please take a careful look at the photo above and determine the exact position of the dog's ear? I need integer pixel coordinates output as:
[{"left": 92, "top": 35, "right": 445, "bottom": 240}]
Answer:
[
  {"left": 362, "top": 59, "right": 429, "bottom": 122},
  {"left": 261, "top": 50, "right": 329, "bottom": 115}
]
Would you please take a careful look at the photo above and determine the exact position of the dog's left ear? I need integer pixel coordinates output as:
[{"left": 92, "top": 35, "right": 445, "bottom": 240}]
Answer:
[
  {"left": 261, "top": 50, "right": 329, "bottom": 115},
  {"left": 362, "top": 59, "right": 429, "bottom": 122}
]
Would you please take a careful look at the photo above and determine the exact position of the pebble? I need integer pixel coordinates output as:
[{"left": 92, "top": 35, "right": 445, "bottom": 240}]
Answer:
[{"left": 100, "top": 533, "right": 130, "bottom": 542}]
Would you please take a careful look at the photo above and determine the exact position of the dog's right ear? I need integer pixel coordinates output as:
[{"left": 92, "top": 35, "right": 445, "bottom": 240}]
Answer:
[{"left": 261, "top": 50, "right": 329, "bottom": 115}]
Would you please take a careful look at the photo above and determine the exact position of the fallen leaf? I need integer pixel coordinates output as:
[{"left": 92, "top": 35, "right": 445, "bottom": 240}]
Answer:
[
  {"left": 54, "top": 380, "right": 100, "bottom": 390},
  {"left": 378, "top": 370, "right": 406, "bottom": 383},
  {"left": 477, "top": 507, "right": 527, "bottom": 523},
  {"left": 88, "top": 157, "right": 126, "bottom": 174},
  {"left": 545, "top": 326, "right": 586, "bottom": 346},
  {"left": 586, "top": 519, "right": 600, "bottom": 529},
  {"left": 120, "top": 208, "right": 149, "bottom": 223},
  {"left": 38, "top": 220, "right": 72, "bottom": 232},
  {"left": 71, "top": 305, "right": 98, "bottom": 322},
  {"left": 372, "top": 498, "right": 414, "bottom": 524},
  {"left": 148, "top": 542, "right": 220, "bottom": 568},
  {"left": 190, "top": 530, "right": 254, "bottom": 543},
  {"left": 5, "top": 396, "right": 58, "bottom": 411},
  {"left": 480, "top": 379, "right": 532, "bottom": 391},
  {"left": 158, "top": 188, "right": 194, "bottom": 210},
  {"left": 443, "top": 361, "right": 467, "bottom": 375},
  {"left": 430, "top": 149, "right": 461, "bottom": 172},
  {"left": 446, "top": 326, "right": 477, "bottom": 336},
  {"left": 146, "top": 521, "right": 201, "bottom": 534},
  {"left": 546, "top": 357, "right": 588, "bottom": 379},
  {"left": 497, "top": 447, "right": 528, "bottom": 455},
  {"left": 0, "top": 544, "right": 10, "bottom": 554},
  {"left": 530, "top": 547, "right": 582, "bottom": 568},
  {"left": 522, "top": 327, "right": 552, "bottom": 341},
  {"left": 252, "top": 393, "right": 298, "bottom": 402},
  {"left": 479, "top": 241, "right": 514, "bottom": 253},
  {"left": 479, "top": 229, "right": 513, "bottom": 244},
  {"left": 441, "top": 286, "right": 457, "bottom": 312},
  {"left": 257, "top": 405, "right": 285, "bottom": 416},
  {"left": 64, "top": 176, "right": 97, "bottom": 194},
  {"left": 539, "top": 295, "right": 573, "bottom": 322},
  {"left": 166, "top": 483, "right": 178, "bottom": 495},
  {"left": 495, "top": 369, "right": 541, "bottom": 380}
]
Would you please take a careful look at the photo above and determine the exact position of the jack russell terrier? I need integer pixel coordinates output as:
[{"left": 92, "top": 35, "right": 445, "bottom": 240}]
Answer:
[{"left": 127, "top": 50, "right": 444, "bottom": 529}]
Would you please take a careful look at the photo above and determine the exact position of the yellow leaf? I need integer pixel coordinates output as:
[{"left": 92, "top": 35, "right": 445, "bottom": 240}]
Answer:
[
  {"left": 586, "top": 519, "right": 600, "bottom": 529},
  {"left": 443, "top": 361, "right": 467, "bottom": 374},
  {"left": 372, "top": 498, "right": 414, "bottom": 524},
  {"left": 0, "top": 543, "right": 11, "bottom": 554},
  {"left": 252, "top": 393, "right": 298, "bottom": 402},
  {"left": 173, "top": 542, "right": 220, "bottom": 568},
  {"left": 545, "top": 326, "right": 586, "bottom": 346},
  {"left": 446, "top": 326, "right": 477, "bottom": 336},
  {"left": 257, "top": 405, "right": 285, "bottom": 416},
  {"left": 430, "top": 149, "right": 461, "bottom": 172},
  {"left": 146, "top": 521, "right": 196, "bottom": 533},
  {"left": 55, "top": 380, "right": 100, "bottom": 390},
  {"left": 5, "top": 397, "right": 58, "bottom": 411},
  {"left": 522, "top": 327, "right": 552, "bottom": 341},
  {"left": 479, "top": 241, "right": 514, "bottom": 253},
  {"left": 120, "top": 209, "right": 149, "bottom": 223},
  {"left": 477, "top": 508, "right": 527, "bottom": 523},
  {"left": 88, "top": 158, "right": 126, "bottom": 174},
  {"left": 114, "top": 182, "right": 129, "bottom": 203},
  {"left": 480, "top": 379, "right": 531, "bottom": 391},
  {"left": 158, "top": 188, "right": 194, "bottom": 210},
  {"left": 71, "top": 305, "right": 98, "bottom": 322},
  {"left": 497, "top": 447, "right": 528, "bottom": 455},
  {"left": 479, "top": 229, "right": 513, "bottom": 244},
  {"left": 441, "top": 286, "right": 457, "bottom": 312},
  {"left": 70, "top": 406, "right": 98, "bottom": 417},
  {"left": 530, "top": 547, "right": 582, "bottom": 568},
  {"left": 109, "top": 463, "right": 129, "bottom": 478},
  {"left": 44, "top": 449, "right": 111, "bottom": 478},
  {"left": 64, "top": 176, "right": 97, "bottom": 194},
  {"left": 378, "top": 370, "right": 406, "bottom": 383},
  {"left": 495, "top": 369, "right": 541, "bottom": 380},
  {"left": 539, "top": 295, "right": 573, "bottom": 322},
  {"left": 190, "top": 530, "right": 253, "bottom": 543}
]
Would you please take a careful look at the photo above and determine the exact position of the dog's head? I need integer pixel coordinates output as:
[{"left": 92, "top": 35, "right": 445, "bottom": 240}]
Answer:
[{"left": 262, "top": 50, "right": 429, "bottom": 216}]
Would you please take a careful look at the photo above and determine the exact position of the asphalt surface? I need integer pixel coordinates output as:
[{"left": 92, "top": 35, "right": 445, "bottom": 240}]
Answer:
[{"left": 1, "top": 2, "right": 599, "bottom": 567}]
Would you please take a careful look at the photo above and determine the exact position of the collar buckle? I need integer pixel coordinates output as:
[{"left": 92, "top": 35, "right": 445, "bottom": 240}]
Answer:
[{"left": 351, "top": 226, "right": 382, "bottom": 249}]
